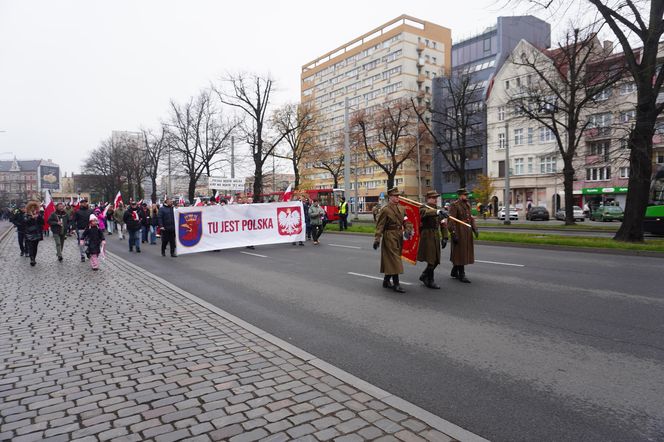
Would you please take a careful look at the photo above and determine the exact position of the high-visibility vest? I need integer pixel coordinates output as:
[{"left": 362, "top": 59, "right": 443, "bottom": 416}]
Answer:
[{"left": 339, "top": 201, "right": 348, "bottom": 215}]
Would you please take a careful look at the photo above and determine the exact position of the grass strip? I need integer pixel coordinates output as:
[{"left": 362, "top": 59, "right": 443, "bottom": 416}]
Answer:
[{"left": 475, "top": 222, "right": 619, "bottom": 231}]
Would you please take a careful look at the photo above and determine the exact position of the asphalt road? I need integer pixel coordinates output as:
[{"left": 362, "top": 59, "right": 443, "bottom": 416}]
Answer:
[{"left": 104, "top": 232, "right": 664, "bottom": 441}]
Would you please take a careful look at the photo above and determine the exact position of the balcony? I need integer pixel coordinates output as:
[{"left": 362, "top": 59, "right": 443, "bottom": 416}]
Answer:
[
  {"left": 417, "top": 41, "right": 425, "bottom": 52},
  {"left": 583, "top": 126, "right": 612, "bottom": 140},
  {"left": 585, "top": 155, "right": 600, "bottom": 165},
  {"left": 417, "top": 74, "right": 426, "bottom": 84}
]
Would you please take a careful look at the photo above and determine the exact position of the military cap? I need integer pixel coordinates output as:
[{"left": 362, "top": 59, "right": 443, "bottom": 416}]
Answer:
[
  {"left": 457, "top": 188, "right": 469, "bottom": 195},
  {"left": 387, "top": 187, "right": 400, "bottom": 196},
  {"left": 425, "top": 190, "right": 440, "bottom": 199}
]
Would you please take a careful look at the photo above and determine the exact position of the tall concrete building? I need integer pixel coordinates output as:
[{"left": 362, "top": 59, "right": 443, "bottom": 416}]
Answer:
[
  {"left": 432, "top": 16, "right": 550, "bottom": 200},
  {"left": 300, "top": 15, "right": 451, "bottom": 211}
]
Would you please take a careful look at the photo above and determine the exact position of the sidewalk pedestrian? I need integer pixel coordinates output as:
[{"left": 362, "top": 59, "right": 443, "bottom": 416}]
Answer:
[
  {"left": 114, "top": 202, "right": 125, "bottom": 240},
  {"left": 308, "top": 199, "right": 325, "bottom": 245},
  {"left": 48, "top": 202, "right": 69, "bottom": 262},
  {"left": 105, "top": 205, "right": 115, "bottom": 235},
  {"left": 373, "top": 187, "right": 408, "bottom": 293},
  {"left": 123, "top": 200, "right": 142, "bottom": 253},
  {"left": 149, "top": 204, "right": 159, "bottom": 245},
  {"left": 140, "top": 202, "right": 150, "bottom": 244},
  {"left": 10, "top": 204, "right": 27, "bottom": 257},
  {"left": 24, "top": 200, "right": 44, "bottom": 267},
  {"left": 158, "top": 197, "right": 177, "bottom": 257},
  {"left": 81, "top": 214, "right": 106, "bottom": 271},
  {"left": 72, "top": 198, "right": 94, "bottom": 262}
]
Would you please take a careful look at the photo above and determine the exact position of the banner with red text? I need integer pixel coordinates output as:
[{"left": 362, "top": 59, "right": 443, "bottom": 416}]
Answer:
[{"left": 174, "top": 202, "right": 306, "bottom": 255}]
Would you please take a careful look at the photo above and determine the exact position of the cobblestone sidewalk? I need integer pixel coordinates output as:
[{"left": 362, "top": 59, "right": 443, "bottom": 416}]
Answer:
[{"left": 0, "top": 229, "right": 475, "bottom": 442}]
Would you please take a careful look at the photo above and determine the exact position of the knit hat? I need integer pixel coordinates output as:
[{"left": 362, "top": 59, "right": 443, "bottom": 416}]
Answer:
[{"left": 89, "top": 214, "right": 98, "bottom": 222}]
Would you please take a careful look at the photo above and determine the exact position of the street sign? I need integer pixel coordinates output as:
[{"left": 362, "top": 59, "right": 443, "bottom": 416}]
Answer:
[{"left": 208, "top": 177, "right": 244, "bottom": 191}]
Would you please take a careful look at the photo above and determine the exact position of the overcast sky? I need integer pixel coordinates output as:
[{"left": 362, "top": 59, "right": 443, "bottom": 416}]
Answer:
[{"left": 0, "top": 0, "right": 575, "bottom": 177}]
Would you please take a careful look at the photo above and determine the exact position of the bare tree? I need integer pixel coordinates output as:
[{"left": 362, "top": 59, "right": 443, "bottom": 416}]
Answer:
[
  {"left": 166, "top": 90, "right": 235, "bottom": 202},
  {"left": 413, "top": 72, "right": 485, "bottom": 189},
  {"left": 214, "top": 73, "right": 294, "bottom": 202},
  {"left": 272, "top": 102, "right": 319, "bottom": 189},
  {"left": 141, "top": 126, "right": 167, "bottom": 203},
  {"left": 82, "top": 136, "right": 128, "bottom": 202},
  {"left": 310, "top": 132, "right": 345, "bottom": 189},
  {"left": 352, "top": 99, "right": 421, "bottom": 189},
  {"left": 507, "top": 28, "right": 624, "bottom": 224}
]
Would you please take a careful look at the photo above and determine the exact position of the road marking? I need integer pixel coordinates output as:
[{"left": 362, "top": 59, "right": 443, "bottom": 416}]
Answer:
[
  {"left": 240, "top": 251, "right": 268, "bottom": 258},
  {"left": 328, "top": 244, "right": 362, "bottom": 249},
  {"left": 476, "top": 259, "right": 525, "bottom": 267},
  {"left": 348, "top": 272, "right": 414, "bottom": 285}
]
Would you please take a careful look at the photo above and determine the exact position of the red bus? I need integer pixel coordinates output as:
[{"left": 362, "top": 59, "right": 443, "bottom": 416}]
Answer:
[{"left": 243, "top": 188, "right": 343, "bottom": 222}]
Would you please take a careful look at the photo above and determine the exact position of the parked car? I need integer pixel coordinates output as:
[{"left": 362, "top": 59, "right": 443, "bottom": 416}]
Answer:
[
  {"left": 498, "top": 206, "right": 518, "bottom": 220},
  {"left": 555, "top": 206, "right": 585, "bottom": 222},
  {"left": 590, "top": 205, "right": 624, "bottom": 222},
  {"left": 526, "top": 206, "right": 550, "bottom": 221}
]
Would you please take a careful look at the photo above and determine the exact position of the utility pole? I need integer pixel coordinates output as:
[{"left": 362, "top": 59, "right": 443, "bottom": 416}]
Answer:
[
  {"left": 353, "top": 152, "right": 359, "bottom": 221},
  {"left": 416, "top": 129, "right": 422, "bottom": 202},
  {"left": 343, "top": 97, "right": 350, "bottom": 197},
  {"left": 167, "top": 144, "right": 172, "bottom": 197},
  {"left": 504, "top": 121, "right": 511, "bottom": 225},
  {"left": 230, "top": 136, "right": 235, "bottom": 179}
]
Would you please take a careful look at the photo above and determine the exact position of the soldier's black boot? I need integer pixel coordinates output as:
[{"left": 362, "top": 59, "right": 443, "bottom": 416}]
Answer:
[
  {"left": 382, "top": 275, "right": 394, "bottom": 289},
  {"left": 457, "top": 266, "right": 471, "bottom": 283},
  {"left": 392, "top": 275, "right": 405, "bottom": 293},
  {"left": 451, "top": 265, "right": 459, "bottom": 278},
  {"left": 419, "top": 269, "right": 428, "bottom": 284},
  {"left": 426, "top": 266, "right": 440, "bottom": 289}
]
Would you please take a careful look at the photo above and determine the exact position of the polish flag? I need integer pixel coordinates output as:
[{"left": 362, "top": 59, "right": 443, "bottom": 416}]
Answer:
[
  {"left": 42, "top": 190, "right": 55, "bottom": 231},
  {"left": 69, "top": 196, "right": 74, "bottom": 206},
  {"left": 194, "top": 197, "right": 204, "bottom": 207},
  {"left": 113, "top": 191, "right": 123, "bottom": 209},
  {"left": 229, "top": 195, "right": 235, "bottom": 204},
  {"left": 214, "top": 190, "right": 220, "bottom": 203},
  {"left": 178, "top": 195, "right": 185, "bottom": 206},
  {"left": 282, "top": 184, "right": 293, "bottom": 202},
  {"left": 73, "top": 196, "right": 80, "bottom": 211}
]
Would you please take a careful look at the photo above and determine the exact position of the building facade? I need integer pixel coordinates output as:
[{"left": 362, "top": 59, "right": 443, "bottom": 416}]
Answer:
[
  {"left": 0, "top": 158, "right": 60, "bottom": 205},
  {"left": 432, "top": 16, "right": 551, "bottom": 199},
  {"left": 300, "top": 15, "right": 451, "bottom": 210}
]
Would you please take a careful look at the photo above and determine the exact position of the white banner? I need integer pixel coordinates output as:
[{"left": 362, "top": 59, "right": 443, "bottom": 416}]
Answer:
[
  {"left": 208, "top": 176, "right": 245, "bottom": 191},
  {"left": 174, "top": 202, "right": 306, "bottom": 254}
]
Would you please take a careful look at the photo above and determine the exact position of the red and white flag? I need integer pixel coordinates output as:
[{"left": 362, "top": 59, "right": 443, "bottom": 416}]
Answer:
[
  {"left": 178, "top": 195, "right": 185, "bottom": 206},
  {"left": 214, "top": 190, "right": 220, "bottom": 203},
  {"left": 42, "top": 190, "right": 55, "bottom": 231},
  {"left": 69, "top": 196, "right": 74, "bottom": 206},
  {"left": 113, "top": 191, "right": 123, "bottom": 209},
  {"left": 194, "top": 197, "right": 204, "bottom": 207},
  {"left": 73, "top": 195, "right": 80, "bottom": 211},
  {"left": 282, "top": 184, "right": 293, "bottom": 202},
  {"left": 228, "top": 195, "right": 235, "bottom": 204}
]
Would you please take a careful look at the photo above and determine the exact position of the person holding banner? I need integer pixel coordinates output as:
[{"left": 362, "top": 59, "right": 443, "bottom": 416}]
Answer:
[
  {"left": 373, "top": 187, "right": 408, "bottom": 293},
  {"left": 417, "top": 190, "right": 448, "bottom": 289},
  {"left": 308, "top": 199, "right": 326, "bottom": 245},
  {"left": 448, "top": 188, "right": 478, "bottom": 283},
  {"left": 158, "top": 197, "right": 177, "bottom": 257}
]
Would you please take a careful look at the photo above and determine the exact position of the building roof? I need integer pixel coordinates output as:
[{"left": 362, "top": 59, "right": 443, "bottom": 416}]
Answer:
[{"left": 0, "top": 159, "right": 43, "bottom": 172}]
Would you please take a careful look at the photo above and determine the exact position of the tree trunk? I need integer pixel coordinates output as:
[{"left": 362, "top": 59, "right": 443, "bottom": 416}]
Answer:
[
  {"left": 293, "top": 159, "right": 300, "bottom": 189},
  {"left": 332, "top": 175, "right": 339, "bottom": 189},
  {"left": 151, "top": 177, "right": 158, "bottom": 203},
  {"left": 188, "top": 178, "right": 196, "bottom": 204},
  {"left": 562, "top": 160, "right": 576, "bottom": 226},
  {"left": 387, "top": 172, "right": 396, "bottom": 190},
  {"left": 252, "top": 161, "right": 263, "bottom": 202}
]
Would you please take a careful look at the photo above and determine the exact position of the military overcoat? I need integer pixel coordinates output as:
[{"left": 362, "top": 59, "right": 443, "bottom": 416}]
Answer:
[
  {"left": 417, "top": 206, "right": 448, "bottom": 265},
  {"left": 374, "top": 202, "right": 405, "bottom": 275},
  {"left": 448, "top": 199, "right": 476, "bottom": 265}
]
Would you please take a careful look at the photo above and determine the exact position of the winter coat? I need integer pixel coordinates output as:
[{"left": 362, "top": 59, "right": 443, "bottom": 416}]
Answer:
[
  {"left": 24, "top": 213, "right": 44, "bottom": 241},
  {"left": 123, "top": 207, "right": 142, "bottom": 231},
  {"left": 417, "top": 206, "right": 448, "bottom": 266},
  {"left": 308, "top": 205, "right": 325, "bottom": 226},
  {"left": 113, "top": 207, "right": 125, "bottom": 225},
  {"left": 73, "top": 207, "right": 94, "bottom": 230},
  {"left": 157, "top": 205, "right": 175, "bottom": 231},
  {"left": 448, "top": 199, "right": 476, "bottom": 266},
  {"left": 48, "top": 210, "right": 69, "bottom": 236},
  {"left": 10, "top": 209, "right": 26, "bottom": 232},
  {"left": 94, "top": 210, "right": 106, "bottom": 231},
  {"left": 140, "top": 207, "right": 150, "bottom": 227},
  {"left": 374, "top": 202, "right": 406, "bottom": 275},
  {"left": 82, "top": 226, "right": 105, "bottom": 255}
]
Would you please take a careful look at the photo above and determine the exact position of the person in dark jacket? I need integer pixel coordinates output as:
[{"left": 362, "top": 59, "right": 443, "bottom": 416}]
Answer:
[
  {"left": 81, "top": 214, "right": 106, "bottom": 271},
  {"left": 149, "top": 204, "right": 159, "bottom": 245},
  {"left": 157, "top": 197, "right": 177, "bottom": 257},
  {"left": 140, "top": 202, "right": 150, "bottom": 243},
  {"left": 10, "top": 204, "right": 27, "bottom": 257},
  {"left": 48, "top": 202, "right": 69, "bottom": 262},
  {"left": 24, "top": 200, "right": 44, "bottom": 266},
  {"left": 72, "top": 198, "right": 94, "bottom": 262},
  {"left": 123, "top": 200, "right": 142, "bottom": 253}
]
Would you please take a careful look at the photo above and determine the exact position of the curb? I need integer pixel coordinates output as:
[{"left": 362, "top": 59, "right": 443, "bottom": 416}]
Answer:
[
  {"left": 0, "top": 224, "right": 14, "bottom": 243},
  {"left": 107, "top": 252, "right": 489, "bottom": 442}
]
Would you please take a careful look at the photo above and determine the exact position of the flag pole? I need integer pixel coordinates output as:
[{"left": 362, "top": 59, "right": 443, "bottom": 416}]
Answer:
[{"left": 399, "top": 196, "right": 472, "bottom": 229}]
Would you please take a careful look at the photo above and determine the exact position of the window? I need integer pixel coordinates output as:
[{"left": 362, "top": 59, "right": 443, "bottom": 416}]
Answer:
[
  {"left": 621, "top": 138, "right": 630, "bottom": 149},
  {"left": 589, "top": 141, "right": 610, "bottom": 161},
  {"left": 586, "top": 166, "right": 611, "bottom": 181},
  {"left": 528, "top": 127, "right": 534, "bottom": 144},
  {"left": 619, "top": 167, "right": 630, "bottom": 178},
  {"left": 620, "top": 110, "right": 636, "bottom": 123},
  {"left": 539, "top": 127, "right": 555, "bottom": 142},
  {"left": 514, "top": 128, "right": 524, "bottom": 145},
  {"left": 657, "top": 153, "right": 664, "bottom": 163},
  {"left": 432, "top": 56, "right": 437, "bottom": 64},
  {"left": 498, "top": 133, "right": 506, "bottom": 149},
  {"left": 505, "top": 80, "right": 510, "bottom": 90},
  {"left": 594, "top": 89, "right": 611, "bottom": 101},
  {"left": 540, "top": 155, "right": 557, "bottom": 173},
  {"left": 498, "top": 106, "right": 505, "bottom": 121},
  {"left": 498, "top": 160, "right": 505, "bottom": 178},
  {"left": 620, "top": 82, "right": 636, "bottom": 95},
  {"left": 516, "top": 77, "right": 522, "bottom": 88},
  {"left": 514, "top": 158, "right": 524, "bottom": 175},
  {"left": 528, "top": 157, "right": 534, "bottom": 173},
  {"left": 589, "top": 112, "right": 612, "bottom": 128},
  {"left": 483, "top": 38, "right": 491, "bottom": 51}
]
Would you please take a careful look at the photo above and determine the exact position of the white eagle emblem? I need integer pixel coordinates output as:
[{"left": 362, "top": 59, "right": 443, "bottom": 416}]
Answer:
[{"left": 278, "top": 208, "right": 302, "bottom": 235}]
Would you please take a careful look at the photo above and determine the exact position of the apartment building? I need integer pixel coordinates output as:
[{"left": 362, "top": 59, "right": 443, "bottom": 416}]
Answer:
[
  {"left": 486, "top": 38, "right": 634, "bottom": 213},
  {"left": 0, "top": 158, "right": 60, "bottom": 205},
  {"left": 432, "top": 16, "right": 551, "bottom": 200},
  {"left": 300, "top": 15, "right": 451, "bottom": 210}
]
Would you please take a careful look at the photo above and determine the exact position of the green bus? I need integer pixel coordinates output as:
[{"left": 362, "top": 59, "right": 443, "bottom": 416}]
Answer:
[{"left": 644, "top": 166, "right": 664, "bottom": 235}]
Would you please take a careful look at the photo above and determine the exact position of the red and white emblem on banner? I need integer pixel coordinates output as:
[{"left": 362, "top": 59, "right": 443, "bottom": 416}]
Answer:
[{"left": 276, "top": 206, "right": 302, "bottom": 236}]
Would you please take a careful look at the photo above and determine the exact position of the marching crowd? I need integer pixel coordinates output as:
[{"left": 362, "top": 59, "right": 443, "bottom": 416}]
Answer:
[{"left": 7, "top": 188, "right": 477, "bottom": 294}]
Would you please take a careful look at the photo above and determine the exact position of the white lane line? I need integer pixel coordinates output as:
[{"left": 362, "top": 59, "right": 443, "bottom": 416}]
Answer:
[
  {"left": 328, "top": 244, "right": 362, "bottom": 249},
  {"left": 476, "top": 259, "right": 525, "bottom": 267},
  {"left": 240, "top": 251, "right": 269, "bottom": 258},
  {"left": 348, "top": 272, "right": 414, "bottom": 285}
]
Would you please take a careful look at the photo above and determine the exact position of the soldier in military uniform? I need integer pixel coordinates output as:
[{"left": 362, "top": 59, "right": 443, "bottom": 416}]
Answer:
[
  {"left": 373, "top": 187, "right": 408, "bottom": 293},
  {"left": 448, "top": 188, "right": 478, "bottom": 283},
  {"left": 417, "top": 190, "right": 448, "bottom": 289}
]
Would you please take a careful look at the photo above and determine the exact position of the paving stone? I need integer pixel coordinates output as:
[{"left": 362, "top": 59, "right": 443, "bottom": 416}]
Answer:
[
  {"left": 422, "top": 429, "right": 455, "bottom": 442},
  {"left": 374, "top": 418, "right": 404, "bottom": 434},
  {"left": 336, "top": 417, "right": 368, "bottom": 434},
  {"left": 334, "top": 435, "right": 364, "bottom": 442},
  {"left": 209, "top": 423, "right": 244, "bottom": 440},
  {"left": 312, "top": 415, "right": 342, "bottom": 430},
  {"left": 401, "top": 419, "right": 427, "bottom": 433},
  {"left": 314, "top": 427, "right": 341, "bottom": 440},
  {"left": 287, "top": 423, "right": 316, "bottom": 438},
  {"left": 264, "top": 408, "right": 293, "bottom": 423},
  {"left": 98, "top": 427, "right": 129, "bottom": 441},
  {"left": 142, "top": 424, "right": 175, "bottom": 438},
  {"left": 155, "top": 428, "right": 192, "bottom": 442},
  {"left": 161, "top": 407, "right": 202, "bottom": 423},
  {"left": 359, "top": 426, "right": 385, "bottom": 439},
  {"left": 395, "top": 430, "right": 427, "bottom": 442}
]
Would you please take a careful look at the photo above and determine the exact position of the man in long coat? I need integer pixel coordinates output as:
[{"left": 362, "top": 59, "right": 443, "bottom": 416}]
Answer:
[
  {"left": 448, "top": 188, "right": 478, "bottom": 283},
  {"left": 417, "top": 190, "right": 448, "bottom": 289},
  {"left": 374, "top": 187, "right": 408, "bottom": 293}
]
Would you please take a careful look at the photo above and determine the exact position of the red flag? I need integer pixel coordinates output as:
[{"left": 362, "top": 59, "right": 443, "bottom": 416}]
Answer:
[
  {"left": 214, "top": 190, "right": 220, "bottom": 203},
  {"left": 42, "top": 190, "right": 55, "bottom": 232},
  {"left": 73, "top": 196, "right": 80, "bottom": 211},
  {"left": 398, "top": 197, "right": 421, "bottom": 265},
  {"left": 282, "top": 184, "right": 293, "bottom": 202},
  {"left": 229, "top": 195, "right": 235, "bottom": 204},
  {"left": 69, "top": 196, "right": 73, "bottom": 206},
  {"left": 178, "top": 195, "right": 185, "bottom": 206},
  {"left": 194, "top": 197, "right": 204, "bottom": 207},
  {"left": 113, "top": 191, "right": 123, "bottom": 209}
]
